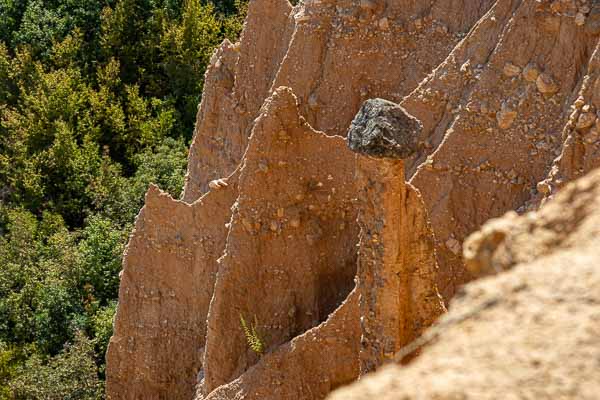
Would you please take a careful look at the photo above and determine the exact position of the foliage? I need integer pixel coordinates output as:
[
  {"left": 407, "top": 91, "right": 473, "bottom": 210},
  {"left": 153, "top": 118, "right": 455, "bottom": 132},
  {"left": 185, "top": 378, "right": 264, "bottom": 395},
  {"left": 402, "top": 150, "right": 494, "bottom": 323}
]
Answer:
[
  {"left": 240, "top": 314, "right": 265, "bottom": 355},
  {"left": 0, "top": 0, "right": 248, "bottom": 397},
  {"left": 9, "top": 331, "right": 103, "bottom": 400}
]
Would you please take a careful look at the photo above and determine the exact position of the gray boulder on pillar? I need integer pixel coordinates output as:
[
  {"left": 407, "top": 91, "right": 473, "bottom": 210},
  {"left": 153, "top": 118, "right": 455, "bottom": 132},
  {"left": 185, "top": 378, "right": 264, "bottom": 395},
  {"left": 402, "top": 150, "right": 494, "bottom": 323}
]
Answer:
[{"left": 347, "top": 98, "right": 422, "bottom": 159}]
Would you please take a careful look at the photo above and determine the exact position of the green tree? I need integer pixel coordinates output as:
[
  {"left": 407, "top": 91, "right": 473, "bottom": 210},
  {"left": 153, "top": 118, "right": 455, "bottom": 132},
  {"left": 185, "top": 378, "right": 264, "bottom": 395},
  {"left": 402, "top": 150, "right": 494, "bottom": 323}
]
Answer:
[
  {"left": 77, "top": 216, "right": 125, "bottom": 306},
  {"left": 9, "top": 331, "right": 103, "bottom": 400},
  {"left": 0, "top": 0, "right": 249, "bottom": 395},
  {"left": 160, "top": 0, "right": 223, "bottom": 134}
]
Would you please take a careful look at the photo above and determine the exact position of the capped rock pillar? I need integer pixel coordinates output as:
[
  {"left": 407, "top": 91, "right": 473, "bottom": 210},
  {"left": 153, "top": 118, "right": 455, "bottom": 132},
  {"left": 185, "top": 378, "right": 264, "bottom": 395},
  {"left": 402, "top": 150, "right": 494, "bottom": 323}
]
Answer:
[{"left": 348, "top": 99, "right": 445, "bottom": 374}]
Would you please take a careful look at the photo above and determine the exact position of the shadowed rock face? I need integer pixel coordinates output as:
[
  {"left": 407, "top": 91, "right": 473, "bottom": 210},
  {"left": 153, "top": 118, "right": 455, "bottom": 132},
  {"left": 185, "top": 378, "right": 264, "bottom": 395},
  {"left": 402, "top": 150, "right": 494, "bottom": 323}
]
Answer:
[
  {"left": 200, "top": 290, "right": 360, "bottom": 400},
  {"left": 348, "top": 99, "right": 422, "bottom": 159}
]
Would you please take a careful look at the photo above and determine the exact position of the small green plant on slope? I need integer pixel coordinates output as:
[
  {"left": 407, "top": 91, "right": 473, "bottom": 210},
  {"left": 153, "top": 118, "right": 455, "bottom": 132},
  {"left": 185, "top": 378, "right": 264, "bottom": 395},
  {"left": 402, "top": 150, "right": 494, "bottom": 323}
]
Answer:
[{"left": 240, "top": 314, "right": 264, "bottom": 355}]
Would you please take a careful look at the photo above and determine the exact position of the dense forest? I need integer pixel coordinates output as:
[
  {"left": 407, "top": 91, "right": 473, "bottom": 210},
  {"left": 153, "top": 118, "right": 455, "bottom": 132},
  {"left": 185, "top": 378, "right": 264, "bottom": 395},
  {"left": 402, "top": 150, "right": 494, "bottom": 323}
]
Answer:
[{"left": 0, "top": 0, "right": 246, "bottom": 397}]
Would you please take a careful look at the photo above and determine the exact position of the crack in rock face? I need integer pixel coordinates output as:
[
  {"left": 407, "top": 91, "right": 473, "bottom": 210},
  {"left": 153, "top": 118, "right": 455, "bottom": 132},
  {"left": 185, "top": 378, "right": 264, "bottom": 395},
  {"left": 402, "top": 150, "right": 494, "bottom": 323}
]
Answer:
[{"left": 348, "top": 99, "right": 422, "bottom": 159}]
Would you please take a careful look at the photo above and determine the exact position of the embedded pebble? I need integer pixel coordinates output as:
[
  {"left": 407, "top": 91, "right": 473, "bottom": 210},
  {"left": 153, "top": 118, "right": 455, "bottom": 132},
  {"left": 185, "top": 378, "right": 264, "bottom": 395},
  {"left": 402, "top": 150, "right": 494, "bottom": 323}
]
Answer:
[
  {"left": 503, "top": 62, "right": 521, "bottom": 77},
  {"left": 497, "top": 104, "right": 518, "bottom": 129},
  {"left": 209, "top": 178, "right": 229, "bottom": 190},
  {"left": 536, "top": 73, "right": 559, "bottom": 94},
  {"left": 446, "top": 237, "right": 461, "bottom": 255},
  {"left": 523, "top": 63, "right": 540, "bottom": 82},
  {"left": 576, "top": 113, "right": 596, "bottom": 130},
  {"left": 537, "top": 181, "right": 551, "bottom": 195}
]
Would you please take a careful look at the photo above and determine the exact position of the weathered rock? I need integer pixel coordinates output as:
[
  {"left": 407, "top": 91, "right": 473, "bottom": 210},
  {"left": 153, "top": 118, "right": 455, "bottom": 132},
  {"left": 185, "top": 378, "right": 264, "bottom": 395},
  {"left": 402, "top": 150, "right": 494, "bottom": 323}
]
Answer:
[
  {"left": 107, "top": 1, "right": 497, "bottom": 396},
  {"left": 271, "top": 0, "right": 495, "bottom": 139},
  {"left": 576, "top": 112, "right": 596, "bottom": 130},
  {"left": 353, "top": 154, "right": 444, "bottom": 374},
  {"left": 585, "top": 7, "right": 600, "bottom": 35},
  {"left": 181, "top": 40, "right": 239, "bottom": 202},
  {"left": 502, "top": 62, "right": 521, "bottom": 77},
  {"left": 106, "top": 177, "right": 238, "bottom": 399},
  {"left": 496, "top": 103, "right": 517, "bottom": 129},
  {"left": 347, "top": 99, "right": 422, "bottom": 159},
  {"left": 533, "top": 39, "right": 600, "bottom": 206},
  {"left": 198, "top": 290, "right": 360, "bottom": 400},
  {"left": 107, "top": 1, "right": 600, "bottom": 399},
  {"left": 183, "top": 0, "right": 294, "bottom": 201},
  {"left": 183, "top": 0, "right": 496, "bottom": 203},
  {"left": 523, "top": 62, "right": 540, "bottom": 82},
  {"left": 402, "top": 0, "right": 598, "bottom": 302},
  {"left": 466, "top": 165, "right": 600, "bottom": 277},
  {"left": 201, "top": 87, "right": 360, "bottom": 394},
  {"left": 536, "top": 72, "right": 560, "bottom": 94},
  {"left": 329, "top": 167, "right": 600, "bottom": 400}
]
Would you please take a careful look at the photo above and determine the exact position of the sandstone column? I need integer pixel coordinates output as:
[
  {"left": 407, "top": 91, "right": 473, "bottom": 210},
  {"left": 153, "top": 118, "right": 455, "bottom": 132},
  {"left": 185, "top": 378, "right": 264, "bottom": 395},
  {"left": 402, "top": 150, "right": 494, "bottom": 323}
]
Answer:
[{"left": 348, "top": 99, "right": 445, "bottom": 374}]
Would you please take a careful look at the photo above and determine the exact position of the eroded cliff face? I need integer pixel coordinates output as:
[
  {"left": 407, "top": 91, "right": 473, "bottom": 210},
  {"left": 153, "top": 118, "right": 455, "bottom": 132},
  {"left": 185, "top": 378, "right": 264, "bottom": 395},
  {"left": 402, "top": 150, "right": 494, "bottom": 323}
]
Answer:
[
  {"left": 201, "top": 87, "right": 360, "bottom": 394},
  {"left": 355, "top": 156, "right": 445, "bottom": 373},
  {"left": 107, "top": 0, "right": 600, "bottom": 399},
  {"left": 536, "top": 36, "right": 600, "bottom": 204},
  {"left": 106, "top": 177, "right": 239, "bottom": 399},
  {"left": 201, "top": 290, "right": 360, "bottom": 400},
  {"left": 182, "top": 0, "right": 294, "bottom": 201},
  {"left": 404, "top": 0, "right": 600, "bottom": 300},
  {"left": 183, "top": 0, "right": 497, "bottom": 202}
]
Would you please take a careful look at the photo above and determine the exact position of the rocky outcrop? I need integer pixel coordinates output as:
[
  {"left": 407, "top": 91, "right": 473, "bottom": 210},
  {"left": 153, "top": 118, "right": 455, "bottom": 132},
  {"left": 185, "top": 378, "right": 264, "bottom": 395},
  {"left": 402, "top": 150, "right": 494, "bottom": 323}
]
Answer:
[
  {"left": 535, "top": 36, "right": 600, "bottom": 205},
  {"left": 192, "top": 88, "right": 446, "bottom": 399},
  {"left": 329, "top": 167, "right": 600, "bottom": 400},
  {"left": 347, "top": 98, "right": 422, "bottom": 159},
  {"left": 183, "top": 0, "right": 497, "bottom": 200},
  {"left": 107, "top": 85, "right": 447, "bottom": 400},
  {"left": 106, "top": 178, "right": 238, "bottom": 399},
  {"left": 107, "top": 0, "right": 600, "bottom": 399},
  {"left": 183, "top": 0, "right": 294, "bottom": 201},
  {"left": 465, "top": 163, "right": 600, "bottom": 278},
  {"left": 271, "top": 0, "right": 495, "bottom": 138},
  {"left": 402, "top": 0, "right": 600, "bottom": 301},
  {"left": 354, "top": 156, "right": 445, "bottom": 373},
  {"left": 182, "top": 40, "right": 239, "bottom": 202},
  {"left": 201, "top": 87, "right": 360, "bottom": 394}
]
